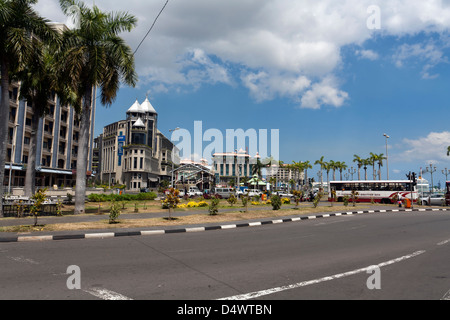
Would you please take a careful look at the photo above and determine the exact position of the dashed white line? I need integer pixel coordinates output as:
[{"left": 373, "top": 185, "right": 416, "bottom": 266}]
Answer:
[
  {"left": 437, "top": 239, "right": 450, "bottom": 246},
  {"left": 218, "top": 250, "right": 426, "bottom": 300},
  {"left": 84, "top": 288, "right": 133, "bottom": 300},
  {"left": 441, "top": 289, "right": 450, "bottom": 300}
]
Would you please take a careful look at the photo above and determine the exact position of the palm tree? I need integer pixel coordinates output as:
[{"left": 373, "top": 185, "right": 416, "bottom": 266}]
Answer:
[
  {"left": 369, "top": 152, "right": 378, "bottom": 180},
  {"left": 362, "top": 158, "right": 371, "bottom": 180},
  {"left": 353, "top": 154, "right": 363, "bottom": 180},
  {"left": 302, "top": 160, "right": 312, "bottom": 188},
  {"left": 336, "top": 161, "right": 348, "bottom": 181},
  {"left": 314, "top": 156, "right": 327, "bottom": 189},
  {"left": 0, "top": 0, "right": 57, "bottom": 216},
  {"left": 57, "top": 0, "right": 137, "bottom": 214},
  {"left": 324, "top": 161, "right": 332, "bottom": 185},
  {"left": 17, "top": 36, "right": 61, "bottom": 197},
  {"left": 328, "top": 160, "right": 337, "bottom": 181},
  {"left": 373, "top": 153, "right": 386, "bottom": 180}
]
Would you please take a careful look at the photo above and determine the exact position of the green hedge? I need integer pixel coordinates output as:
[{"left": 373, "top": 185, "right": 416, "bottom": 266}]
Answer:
[{"left": 88, "top": 192, "right": 157, "bottom": 202}]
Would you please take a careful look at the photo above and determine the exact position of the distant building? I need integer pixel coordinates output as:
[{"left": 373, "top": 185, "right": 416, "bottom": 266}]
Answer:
[
  {"left": 266, "top": 163, "right": 303, "bottom": 190},
  {"left": 95, "top": 97, "right": 176, "bottom": 191},
  {"left": 212, "top": 149, "right": 257, "bottom": 186}
]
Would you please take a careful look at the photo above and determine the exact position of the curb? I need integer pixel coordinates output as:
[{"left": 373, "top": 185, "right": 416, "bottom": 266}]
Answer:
[{"left": 1, "top": 207, "right": 448, "bottom": 243}]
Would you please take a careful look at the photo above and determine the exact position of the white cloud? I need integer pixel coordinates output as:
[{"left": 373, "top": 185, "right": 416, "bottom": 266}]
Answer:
[
  {"left": 300, "top": 76, "right": 349, "bottom": 109},
  {"left": 33, "top": 0, "right": 450, "bottom": 108},
  {"left": 356, "top": 49, "right": 379, "bottom": 60},
  {"left": 397, "top": 131, "right": 450, "bottom": 164},
  {"left": 393, "top": 41, "right": 449, "bottom": 79}
]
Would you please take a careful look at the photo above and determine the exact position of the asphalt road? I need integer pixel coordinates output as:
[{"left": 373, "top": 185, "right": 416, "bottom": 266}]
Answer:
[{"left": 0, "top": 210, "right": 449, "bottom": 301}]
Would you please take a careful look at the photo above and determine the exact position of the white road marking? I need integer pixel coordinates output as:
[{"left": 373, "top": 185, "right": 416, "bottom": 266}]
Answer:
[
  {"left": 84, "top": 288, "right": 133, "bottom": 300},
  {"left": 441, "top": 289, "right": 450, "bottom": 300},
  {"left": 437, "top": 239, "right": 450, "bottom": 246},
  {"left": 218, "top": 250, "right": 426, "bottom": 300},
  {"left": 8, "top": 256, "right": 40, "bottom": 265}
]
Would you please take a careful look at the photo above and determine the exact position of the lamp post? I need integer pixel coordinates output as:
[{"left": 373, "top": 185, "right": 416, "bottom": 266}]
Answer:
[
  {"left": 442, "top": 168, "right": 449, "bottom": 183},
  {"left": 383, "top": 133, "right": 390, "bottom": 180},
  {"left": 425, "top": 163, "right": 437, "bottom": 194},
  {"left": 348, "top": 167, "right": 356, "bottom": 181},
  {"left": 169, "top": 127, "right": 180, "bottom": 188}
]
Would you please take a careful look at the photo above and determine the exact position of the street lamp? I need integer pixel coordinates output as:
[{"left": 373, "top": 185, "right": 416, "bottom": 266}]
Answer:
[
  {"left": 383, "top": 133, "right": 390, "bottom": 180},
  {"left": 425, "top": 163, "right": 437, "bottom": 194},
  {"left": 348, "top": 167, "right": 356, "bottom": 181},
  {"left": 169, "top": 127, "right": 180, "bottom": 188},
  {"left": 442, "top": 168, "right": 450, "bottom": 183}
]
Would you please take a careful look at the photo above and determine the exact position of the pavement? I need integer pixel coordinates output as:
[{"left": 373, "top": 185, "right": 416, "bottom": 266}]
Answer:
[{"left": 1, "top": 201, "right": 449, "bottom": 243}]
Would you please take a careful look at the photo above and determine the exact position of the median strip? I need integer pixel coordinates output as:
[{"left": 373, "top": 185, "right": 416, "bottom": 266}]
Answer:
[{"left": 0, "top": 208, "right": 448, "bottom": 243}]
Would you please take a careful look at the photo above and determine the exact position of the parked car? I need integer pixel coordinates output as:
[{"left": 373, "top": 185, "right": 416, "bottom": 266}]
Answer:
[
  {"left": 274, "top": 191, "right": 294, "bottom": 198},
  {"left": 187, "top": 186, "right": 203, "bottom": 197},
  {"left": 422, "top": 193, "right": 446, "bottom": 206},
  {"left": 244, "top": 189, "right": 262, "bottom": 197},
  {"left": 235, "top": 188, "right": 244, "bottom": 198}
]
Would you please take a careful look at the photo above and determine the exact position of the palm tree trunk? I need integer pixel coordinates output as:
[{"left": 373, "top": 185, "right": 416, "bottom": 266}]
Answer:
[
  {"left": 74, "top": 87, "right": 93, "bottom": 215},
  {"left": 24, "top": 111, "right": 40, "bottom": 197},
  {"left": 0, "top": 58, "right": 11, "bottom": 217}
]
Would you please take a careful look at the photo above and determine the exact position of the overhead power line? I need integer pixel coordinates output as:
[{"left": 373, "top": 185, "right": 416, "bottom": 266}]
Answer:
[{"left": 133, "top": 0, "right": 169, "bottom": 55}]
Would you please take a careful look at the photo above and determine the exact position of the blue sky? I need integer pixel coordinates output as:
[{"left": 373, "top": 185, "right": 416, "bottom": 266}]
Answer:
[{"left": 36, "top": 0, "right": 450, "bottom": 185}]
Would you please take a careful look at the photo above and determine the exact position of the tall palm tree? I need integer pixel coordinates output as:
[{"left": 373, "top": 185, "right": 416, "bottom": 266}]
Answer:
[
  {"left": 324, "top": 161, "right": 332, "bottom": 184},
  {"left": 328, "top": 160, "right": 337, "bottom": 181},
  {"left": 362, "top": 158, "right": 371, "bottom": 180},
  {"left": 57, "top": 0, "right": 137, "bottom": 214},
  {"left": 374, "top": 153, "right": 386, "bottom": 180},
  {"left": 0, "top": 0, "right": 57, "bottom": 216},
  {"left": 353, "top": 154, "right": 363, "bottom": 180},
  {"left": 314, "top": 156, "right": 326, "bottom": 189},
  {"left": 369, "top": 152, "right": 378, "bottom": 180},
  {"left": 336, "top": 161, "right": 348, "bottom": 181},
  {"left": 16, "top": 36, "right": 62, "bottom": 197},
  {"left": 303, "top": 160, "right": 312, "bottom": 187}
]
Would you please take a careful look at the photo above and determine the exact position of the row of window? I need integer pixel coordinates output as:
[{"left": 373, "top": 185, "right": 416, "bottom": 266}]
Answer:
[{"left": 331, "top": 182, "right": 414, "bottom": 192}]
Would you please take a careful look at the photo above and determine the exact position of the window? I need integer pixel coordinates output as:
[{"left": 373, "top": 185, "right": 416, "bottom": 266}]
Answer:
[
  {"left": 134, "top": 157, "right": 137, "bottom": 169},
  {"left": 140, "top": 157, "right": 143, "bottom": 169}
]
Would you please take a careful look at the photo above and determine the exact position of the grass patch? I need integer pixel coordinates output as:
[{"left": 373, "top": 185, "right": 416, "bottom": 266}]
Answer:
[{"left": 0, "top": 204, "right": 375, "bottom": 233}]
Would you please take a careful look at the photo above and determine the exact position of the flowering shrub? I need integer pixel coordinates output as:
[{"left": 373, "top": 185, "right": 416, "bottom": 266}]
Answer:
[{"left": 281, "top": 197, "right": 290, "bottom": 204}]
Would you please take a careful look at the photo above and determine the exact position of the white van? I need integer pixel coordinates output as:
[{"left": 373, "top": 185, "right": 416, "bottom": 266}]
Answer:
[
  {"left": 188, "top": 186, "right": 202, "bottom": 197},
  {"left": 214, "top": 188, "right": 235, "bottom": 199}
]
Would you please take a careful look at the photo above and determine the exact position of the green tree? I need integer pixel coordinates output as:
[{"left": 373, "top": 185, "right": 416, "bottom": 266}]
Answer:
[
  {"left": 30, "top": 188, "right": 48, "bottom": 227},
  {"left": 0, "top": 0, "right": 57, "bottom": 217},
  {"left": 314, "top": 156, "right": 327, "bottom": 189},
  {"left": 353, "top": 154, "right": 363, "bottom": 181},
  {"left": 362, "top": 158, "right": 371, "bottom": 180},
  {"left": 335, "top": 161, "right": 348, "bottom": 181},
  {"left": 17, "top": 33, "right": 73, "bottom": 198},
  {"left": 57, "top": 0, "right": 137, "bottom": 214}
]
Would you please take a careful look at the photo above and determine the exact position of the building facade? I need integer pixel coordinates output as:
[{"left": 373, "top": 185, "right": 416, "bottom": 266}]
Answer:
[
  {"left": 4, "top": 82, "right": 96, "bottom": 190},
  {"left": 212, "top": 149, "right": 257, "bottom": 186},
  {"left": 266, "top": 163, "right": 304, "bottom": 190},
  {"left": 96, "top": 97, "right": 176, "bottom": 191}
]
